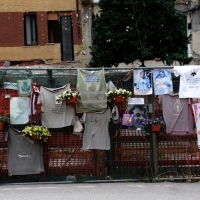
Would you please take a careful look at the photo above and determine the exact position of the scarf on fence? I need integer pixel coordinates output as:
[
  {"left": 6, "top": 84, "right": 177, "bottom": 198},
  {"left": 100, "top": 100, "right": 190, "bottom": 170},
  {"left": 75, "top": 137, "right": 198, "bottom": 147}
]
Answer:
[{"left": 29, "top": 83, "right": 40, "bottom": 123}]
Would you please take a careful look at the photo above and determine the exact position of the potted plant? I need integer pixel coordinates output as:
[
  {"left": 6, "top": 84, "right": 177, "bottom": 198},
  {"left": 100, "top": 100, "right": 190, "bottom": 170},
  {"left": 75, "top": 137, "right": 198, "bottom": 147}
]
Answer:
[
  {"left": 56, "top": 89, "right": 81, "bottom": 104},
  {"left": 22, "top": 125, "right": 51, "bottom": 142},
  {"left": 140, "top": 117, "right": 166, "bottom": 133},
  {"left": 0, "top": 115, "right": 10, "bottom": 131},
  {"left": 105, "top": 88, "right": 132, "bottom": 103}
]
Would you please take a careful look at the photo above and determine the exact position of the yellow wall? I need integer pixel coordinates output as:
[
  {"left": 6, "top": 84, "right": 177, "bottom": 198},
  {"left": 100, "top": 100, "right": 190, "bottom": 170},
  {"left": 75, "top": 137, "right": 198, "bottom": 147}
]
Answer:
[
  {"left": 0, "top": 0, "right": 76, "bottom": 12},
  {"left": 0, "top": 44, "right": 61, "bottom": 63}
]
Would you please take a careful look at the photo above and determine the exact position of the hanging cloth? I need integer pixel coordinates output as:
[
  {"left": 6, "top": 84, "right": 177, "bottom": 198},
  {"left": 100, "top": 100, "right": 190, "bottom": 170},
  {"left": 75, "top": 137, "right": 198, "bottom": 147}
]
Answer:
[
  {"left": 17, "top": 79, "right": 32, "bottom": 97},
  {"left": 159, "top": 94, "right": 193, "bottom": 135},
  {"left": 7, "top": 126, "right": 45, "bottom": 176},
  {"left": 82, "top": 108, "right": 111, "bottom": 150},
  {"left": 37, "top": 84, "right": 75, "bottom": 128},
  {"left": 173, "top": 65, "right": 200, "bottom": 98},
  {"left": 76, "top": 68, "right": 108, "bottom": 112},
  {"left": 29, "top": 83, "right": 40, "bottom": 123}
]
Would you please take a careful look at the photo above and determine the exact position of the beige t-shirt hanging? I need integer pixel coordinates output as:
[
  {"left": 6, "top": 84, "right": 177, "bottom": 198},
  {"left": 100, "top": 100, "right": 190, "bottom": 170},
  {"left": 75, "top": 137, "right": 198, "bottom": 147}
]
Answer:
[
  {"left": 76, "top": 68, "right": 108, "bottom": 112},
  {"left": 17, "top": 79, "right": 32, "bottom": 97}
]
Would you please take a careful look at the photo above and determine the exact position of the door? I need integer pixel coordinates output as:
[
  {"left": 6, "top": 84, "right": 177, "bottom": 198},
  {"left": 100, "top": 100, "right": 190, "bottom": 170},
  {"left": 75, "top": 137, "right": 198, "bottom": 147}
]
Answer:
[{"left": 48, "top": 14, "right": 74, "bottom": 61}]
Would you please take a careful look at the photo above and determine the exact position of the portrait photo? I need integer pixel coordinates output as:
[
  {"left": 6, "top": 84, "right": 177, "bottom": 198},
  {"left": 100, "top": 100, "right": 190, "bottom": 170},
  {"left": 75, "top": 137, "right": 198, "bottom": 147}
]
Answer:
[{"left": 128, "top": 104, "right": 149, "bottom": 130}]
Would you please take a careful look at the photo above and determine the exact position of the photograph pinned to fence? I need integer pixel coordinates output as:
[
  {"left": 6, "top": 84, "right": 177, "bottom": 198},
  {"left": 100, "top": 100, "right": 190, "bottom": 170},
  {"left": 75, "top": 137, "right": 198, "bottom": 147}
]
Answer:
[
  {"left": 133, "top": 69, "right": 152, "bottom": 95},
  {"left": 127, "top": 104, "right": 149, "bottom": 131},
  {"left": 153, "top": 69, "right": 173, "bottom": 95}
]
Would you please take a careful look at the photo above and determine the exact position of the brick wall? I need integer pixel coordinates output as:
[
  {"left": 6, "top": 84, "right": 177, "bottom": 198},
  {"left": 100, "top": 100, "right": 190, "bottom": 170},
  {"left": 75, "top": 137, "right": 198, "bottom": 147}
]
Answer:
[
  {"left": 37, "top": 12, "right": 48, "bottom": 46},
  {"left": 0, "top": 44, "right": 61, "bottom": 63},
  {"left": 0, "top": 12, "right": 24, "bottom": 47},
  {"left": 0, "top": 0, "right": 83, "bottom": 63},
  {"left": 0, "top": 0, "right": 76, "bottom": 12},
  {"left": 72, "top": 10, "right": 82, "bottom": 45}
]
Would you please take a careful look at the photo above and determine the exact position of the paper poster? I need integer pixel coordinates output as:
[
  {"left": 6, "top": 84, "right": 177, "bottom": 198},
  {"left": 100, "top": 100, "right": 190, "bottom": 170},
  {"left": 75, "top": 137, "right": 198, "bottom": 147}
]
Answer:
[
  {"left": 4, "top": 82, "right": 17, "bottom": 90},
  {"left": 10, "top": 97, "right": 29, "bottom": 124},
  {"left": 153, "top": 69, "right": 173, "bottom": 95},
  {"left": 133, "top": 69, "right": 152, "bottom": 95},
  {"left": 192, "top": 103, "right": 200, "bottom": 149},
  {"left": 128, "top": 98, "right": 144, "bottom": 105}
]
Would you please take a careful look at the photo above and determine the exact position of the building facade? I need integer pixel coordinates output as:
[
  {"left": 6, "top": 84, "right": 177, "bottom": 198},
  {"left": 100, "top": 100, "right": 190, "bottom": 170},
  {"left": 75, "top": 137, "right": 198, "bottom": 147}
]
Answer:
[
  {"left": 0, "top": 0, "right": 89, "bottom": 66},
  {"left": 1, "top": 0, "right": 200, "bottom": 67}
]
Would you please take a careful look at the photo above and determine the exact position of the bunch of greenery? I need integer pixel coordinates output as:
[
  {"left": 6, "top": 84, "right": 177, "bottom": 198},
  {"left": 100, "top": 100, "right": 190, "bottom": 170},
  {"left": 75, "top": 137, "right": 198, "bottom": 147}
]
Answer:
[
  {"left": 105, "top": 88, "right": 132, "bottom": 102},
  {"left": 22, "top": 125, "right": 51, "bottom": 142},
  {"left": 0, "top": 115, "right": 10, "bottom": 123},
  {"left": 89, "top": 0, "right": 192, "bottom": 67}
]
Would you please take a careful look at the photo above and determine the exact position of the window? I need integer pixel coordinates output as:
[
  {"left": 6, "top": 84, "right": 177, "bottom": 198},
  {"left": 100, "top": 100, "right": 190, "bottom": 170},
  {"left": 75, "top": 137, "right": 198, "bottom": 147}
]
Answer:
[{"left": 24, "top": 14, "right": 38, "bottom": 46}]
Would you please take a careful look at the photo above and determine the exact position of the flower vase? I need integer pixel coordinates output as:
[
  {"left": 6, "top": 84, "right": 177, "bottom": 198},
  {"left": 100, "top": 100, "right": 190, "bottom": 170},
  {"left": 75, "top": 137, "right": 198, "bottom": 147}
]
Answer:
[
  {"left": 0, "top": 122, "right": 4, "bottom": 131},
  {"left": 114, "top": 95, "right": 124, "bottom": 103},
  {"left": 31, "top": 135, "right": 38, "bottom": 140},
  {"left": 67, "top": 96, "right": 77, "bottom": 104},
  {"left": 151, "top": 124, "right": 161, "bottom": 132}
]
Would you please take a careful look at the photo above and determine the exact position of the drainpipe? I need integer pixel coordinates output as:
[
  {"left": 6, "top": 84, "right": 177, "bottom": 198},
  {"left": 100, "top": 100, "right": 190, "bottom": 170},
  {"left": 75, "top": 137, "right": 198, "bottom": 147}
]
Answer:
[
  {"left": 76, "top": 0, "right": 81, "bottom": 37},
  {"left": 187, "top": 13, "right": 192, "bottom": 57}
]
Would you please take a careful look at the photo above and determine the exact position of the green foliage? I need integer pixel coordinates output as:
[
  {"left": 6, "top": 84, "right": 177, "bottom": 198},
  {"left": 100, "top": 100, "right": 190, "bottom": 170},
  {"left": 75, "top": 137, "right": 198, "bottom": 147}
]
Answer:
[
  {"left": 89, "top": 0, "right": 192, "bottom": 67},
  {"left": 0, "top": 115, "right": 10, "bottom": 123}
]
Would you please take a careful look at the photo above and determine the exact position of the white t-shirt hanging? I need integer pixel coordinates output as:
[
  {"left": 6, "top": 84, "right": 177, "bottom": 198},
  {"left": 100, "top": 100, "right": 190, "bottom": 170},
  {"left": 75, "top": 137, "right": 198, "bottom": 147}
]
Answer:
[
  {"left": 173, "top": 65, "right": 200, "bottom": 98},
  {"left": 133, "top": 69, "right": 152, "bottom": 95},
  {"left": 82, "top": 108, "right": 111, "bottom": 150},
  {"left": 153, "top": 69, "right": 173, "bottom": 95}
]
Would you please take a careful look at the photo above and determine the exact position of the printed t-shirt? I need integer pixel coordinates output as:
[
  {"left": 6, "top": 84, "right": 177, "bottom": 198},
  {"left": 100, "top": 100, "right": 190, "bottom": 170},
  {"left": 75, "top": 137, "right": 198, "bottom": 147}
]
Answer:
[
  {"left": 159, "top": 94, "right": 193, "bottom": 135},
  {"left": 82, "top": 108, "right": 111, "bottom": 150},
  {"left": 173, "top": 65, "right": 200, "bottom": 98},
  {"left": 7, "top": 127, "right": 45, "bottom": 176},
  {"left": 37, "top": 84, "right": 75, "bottom": 128}
]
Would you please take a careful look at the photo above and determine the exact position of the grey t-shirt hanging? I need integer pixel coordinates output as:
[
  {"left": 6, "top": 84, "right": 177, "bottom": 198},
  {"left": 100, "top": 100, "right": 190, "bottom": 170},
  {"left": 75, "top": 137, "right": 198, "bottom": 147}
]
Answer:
[
  {"left": 7, "top": 127, "right": 45, "bottom": 176},
  {"left": 37, "top": 84, "right": 75, "bottom": 128}
]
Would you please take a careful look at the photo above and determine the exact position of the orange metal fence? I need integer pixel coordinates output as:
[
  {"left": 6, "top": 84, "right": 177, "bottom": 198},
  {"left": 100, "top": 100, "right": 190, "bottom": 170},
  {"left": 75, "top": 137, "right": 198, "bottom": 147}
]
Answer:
[{"left": 0, "top": 68, "right": 200, "bottom": 183}]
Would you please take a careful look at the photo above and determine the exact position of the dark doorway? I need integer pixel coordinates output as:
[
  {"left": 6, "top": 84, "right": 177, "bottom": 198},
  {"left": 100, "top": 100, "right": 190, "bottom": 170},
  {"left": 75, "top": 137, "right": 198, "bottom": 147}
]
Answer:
[{"left": 48, "top": 16, "right": 74, "bottom": 61}]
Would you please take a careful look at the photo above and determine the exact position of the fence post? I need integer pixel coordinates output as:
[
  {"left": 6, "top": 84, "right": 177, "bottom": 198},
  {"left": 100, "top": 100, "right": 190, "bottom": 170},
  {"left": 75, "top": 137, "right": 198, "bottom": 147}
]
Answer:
[
  {"left": 47, "top": 69, "right": 54, "bottom": 88},
  {"left": 150, "top": 132, "right": 158, "bottom": 176}
]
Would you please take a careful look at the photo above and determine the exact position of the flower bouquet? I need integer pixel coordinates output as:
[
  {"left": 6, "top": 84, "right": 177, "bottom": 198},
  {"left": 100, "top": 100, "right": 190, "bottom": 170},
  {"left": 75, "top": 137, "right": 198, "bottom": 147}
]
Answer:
[
  {"left": 56, "top": 89, "right": 81, "bottom": 104},
  {"left": 140, "top": 117, "right": 166, "bottom": 132},
  {"left": 105, "top": 88, "right": 132, "bottom": 103},
  {"left": 22, "top": 125, "right": 51, "bottom": 142}
]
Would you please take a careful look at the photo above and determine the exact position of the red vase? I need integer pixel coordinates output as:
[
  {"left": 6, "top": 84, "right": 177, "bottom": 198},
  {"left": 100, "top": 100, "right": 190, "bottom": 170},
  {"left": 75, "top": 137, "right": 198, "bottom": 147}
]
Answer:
[
  {"left": 151, "top": 124, "right": 161, "bottom": 132},
  {"left": 114, "top": 95, "right": 124, "bottom": 103},
  {"left": 31, "top": 135, "right": 38, "bottom": 140},
  {"left": 67, "top": 96, "right": 77, "bottom": 104},
  {"left": 0, "top": 122, "right": 4, "bottom": 131}
]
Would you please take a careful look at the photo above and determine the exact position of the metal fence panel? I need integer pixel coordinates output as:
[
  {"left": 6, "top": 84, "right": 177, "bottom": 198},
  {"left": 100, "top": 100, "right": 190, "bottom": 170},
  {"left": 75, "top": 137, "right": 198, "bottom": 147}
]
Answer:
[{"left": 0, "top": 67, "right": 199, "bottom": 183}]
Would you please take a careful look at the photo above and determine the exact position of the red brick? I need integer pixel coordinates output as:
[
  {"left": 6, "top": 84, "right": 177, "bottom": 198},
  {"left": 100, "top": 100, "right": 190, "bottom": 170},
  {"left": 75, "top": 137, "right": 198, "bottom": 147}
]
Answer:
[{"left": 0, "top": 12, "right": 24, "bottom": 47}]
